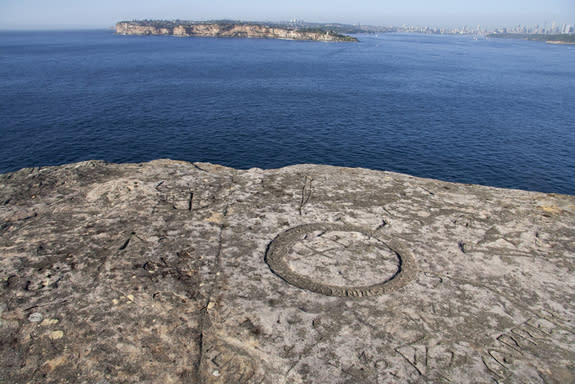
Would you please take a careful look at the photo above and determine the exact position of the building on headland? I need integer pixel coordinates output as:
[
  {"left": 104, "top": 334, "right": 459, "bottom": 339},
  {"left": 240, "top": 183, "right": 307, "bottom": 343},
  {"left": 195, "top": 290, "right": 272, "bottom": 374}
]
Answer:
[{"left": 115, "top": 19, "right": 574, "bottom": 39}]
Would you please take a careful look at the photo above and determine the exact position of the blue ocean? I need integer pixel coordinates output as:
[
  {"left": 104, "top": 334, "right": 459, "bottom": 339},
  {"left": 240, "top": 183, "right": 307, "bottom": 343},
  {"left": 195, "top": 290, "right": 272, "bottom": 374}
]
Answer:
[{"left": 1, "top": 30, "right": 574, "bottom": 194}]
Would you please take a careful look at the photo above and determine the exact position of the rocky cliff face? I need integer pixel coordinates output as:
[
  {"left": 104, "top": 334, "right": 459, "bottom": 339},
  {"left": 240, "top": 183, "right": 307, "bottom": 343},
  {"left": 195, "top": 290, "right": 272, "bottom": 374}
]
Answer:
[
  {"left": 115, "top": 22, "right": 172, "bottom": 36},
  {"left": 115, "top": 21, "right": 358, "bottom": 42},
  {"left": 1, "top": 160, "right": 574, "bottom": 383}
]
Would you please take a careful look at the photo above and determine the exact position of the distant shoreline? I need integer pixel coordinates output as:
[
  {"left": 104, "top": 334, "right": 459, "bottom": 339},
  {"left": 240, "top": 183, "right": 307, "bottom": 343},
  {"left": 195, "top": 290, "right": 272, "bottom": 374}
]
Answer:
[
  {"left": 115, "top": 20, "right": 358, "bottom": 42},
  {"left": 545, "top": 40, "right": 575, "bottom": 45},
  {"left": 487, "top": 33, "right": 575, "bottom": 45}
]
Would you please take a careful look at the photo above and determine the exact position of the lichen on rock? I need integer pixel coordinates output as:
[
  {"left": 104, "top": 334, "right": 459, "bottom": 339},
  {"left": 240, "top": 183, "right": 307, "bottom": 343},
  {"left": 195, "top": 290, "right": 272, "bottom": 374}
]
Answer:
[{"left": 1, "top": 160, "right": 574, "bottom": 383}]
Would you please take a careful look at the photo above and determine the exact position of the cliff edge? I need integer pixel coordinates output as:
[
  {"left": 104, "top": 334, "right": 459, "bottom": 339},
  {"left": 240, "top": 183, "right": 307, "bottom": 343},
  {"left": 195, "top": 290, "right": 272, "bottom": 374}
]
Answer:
[
  {"left": 1, "top": 160, "right": 574, "bottom": 383},
  {"left": 116, "top": 21, "right": 359, "bottom": 42}
]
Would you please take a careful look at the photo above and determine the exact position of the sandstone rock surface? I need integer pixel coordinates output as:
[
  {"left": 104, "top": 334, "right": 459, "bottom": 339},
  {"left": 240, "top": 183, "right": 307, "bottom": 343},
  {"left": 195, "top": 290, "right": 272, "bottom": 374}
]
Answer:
[
  {"left": 0, "top": 160, "right": 574, "bottom": 383},
  {"left": 115, "top": 22, "right": 358, "bottom": 42}
]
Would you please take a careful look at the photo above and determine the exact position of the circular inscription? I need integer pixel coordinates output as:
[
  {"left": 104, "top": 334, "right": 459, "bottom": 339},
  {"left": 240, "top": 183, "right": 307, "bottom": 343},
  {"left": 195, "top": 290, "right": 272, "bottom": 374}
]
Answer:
[{"left": 265, "top": 223, "right": 417, "bottom": 297}]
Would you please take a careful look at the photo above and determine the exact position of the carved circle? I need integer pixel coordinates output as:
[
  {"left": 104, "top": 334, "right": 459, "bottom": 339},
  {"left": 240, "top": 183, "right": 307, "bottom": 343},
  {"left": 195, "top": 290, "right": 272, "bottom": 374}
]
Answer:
[{"left": 265, "top": 223, "right": 416, "bottom": 297}]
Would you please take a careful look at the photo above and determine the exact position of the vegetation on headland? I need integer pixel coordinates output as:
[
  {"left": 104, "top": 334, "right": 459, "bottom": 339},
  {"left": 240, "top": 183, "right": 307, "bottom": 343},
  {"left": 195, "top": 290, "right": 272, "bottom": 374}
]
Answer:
[
  {"left": 487, "top": 33, "right": 575, "bottom": 44},
  {"left": 122, "top": 19, "right": 365, "bottom": 32},
  {"left": 297, "top": 27, "right": 358, "bottom": 42},
  {"left": 117, "top": 20, "right": 574, "bottom": 45}
]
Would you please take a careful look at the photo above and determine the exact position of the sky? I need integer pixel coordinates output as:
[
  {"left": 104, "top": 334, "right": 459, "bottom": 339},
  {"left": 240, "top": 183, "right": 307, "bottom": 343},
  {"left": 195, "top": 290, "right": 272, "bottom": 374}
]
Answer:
[{"left": 0, "top": 0, "right": 573, "bottom": 30}]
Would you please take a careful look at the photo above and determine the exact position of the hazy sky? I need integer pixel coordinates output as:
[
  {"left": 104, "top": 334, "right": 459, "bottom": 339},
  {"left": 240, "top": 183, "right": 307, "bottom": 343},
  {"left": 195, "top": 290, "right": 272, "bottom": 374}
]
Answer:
[{"left": 0, "top": 0, "right": 573, "bottom": 30}]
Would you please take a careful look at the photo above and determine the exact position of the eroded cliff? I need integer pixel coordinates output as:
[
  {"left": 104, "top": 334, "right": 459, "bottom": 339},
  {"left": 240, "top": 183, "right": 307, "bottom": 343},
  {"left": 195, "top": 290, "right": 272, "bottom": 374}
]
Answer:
[{"left": 115, "top": 21, "right": 359, "bottom": 42}]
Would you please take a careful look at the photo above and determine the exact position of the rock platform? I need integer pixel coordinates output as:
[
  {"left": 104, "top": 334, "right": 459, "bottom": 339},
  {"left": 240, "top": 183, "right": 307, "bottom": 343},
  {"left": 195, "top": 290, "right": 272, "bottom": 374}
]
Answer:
[{"left": 1, "top": 160, "right": 574, "bottom": 383}]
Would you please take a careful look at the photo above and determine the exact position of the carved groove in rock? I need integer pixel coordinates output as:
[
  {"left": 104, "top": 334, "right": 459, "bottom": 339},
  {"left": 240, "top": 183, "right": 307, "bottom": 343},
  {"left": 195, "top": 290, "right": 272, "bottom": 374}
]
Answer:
[{"left": 265, "top": 223, "right": 416, "bottom": 296}]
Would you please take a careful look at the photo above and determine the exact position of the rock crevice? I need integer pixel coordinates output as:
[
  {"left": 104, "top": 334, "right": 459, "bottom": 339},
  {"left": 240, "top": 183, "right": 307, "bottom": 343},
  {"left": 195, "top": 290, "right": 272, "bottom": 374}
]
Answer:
[{"left": 1, "top": 159, "right": 574, "bottom": 383}]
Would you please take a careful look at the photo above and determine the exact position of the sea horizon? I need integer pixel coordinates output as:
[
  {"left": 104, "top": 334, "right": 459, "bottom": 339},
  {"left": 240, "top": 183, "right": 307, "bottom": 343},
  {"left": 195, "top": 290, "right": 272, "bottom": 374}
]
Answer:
[{"left": 1, "top": 30, "right": 574, "bottom": 194}]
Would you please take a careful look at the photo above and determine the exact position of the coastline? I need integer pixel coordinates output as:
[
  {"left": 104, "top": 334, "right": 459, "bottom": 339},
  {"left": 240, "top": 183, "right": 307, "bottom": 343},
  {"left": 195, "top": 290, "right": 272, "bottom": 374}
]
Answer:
[
  {"left": 546, "top": 40, "right": 575, "bottom": 45},
  {"left": 487, "top": 32, "right": 575, "bottom": 45},
  {"left": 115, "top": 20, "right": 358, "bottom": 42}
]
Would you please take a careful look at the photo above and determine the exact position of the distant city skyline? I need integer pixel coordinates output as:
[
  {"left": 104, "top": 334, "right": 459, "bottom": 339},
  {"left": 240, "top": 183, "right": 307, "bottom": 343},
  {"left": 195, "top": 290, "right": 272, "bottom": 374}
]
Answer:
[{"left": 0, "top": 0, "right": 573, "bottom": 30}]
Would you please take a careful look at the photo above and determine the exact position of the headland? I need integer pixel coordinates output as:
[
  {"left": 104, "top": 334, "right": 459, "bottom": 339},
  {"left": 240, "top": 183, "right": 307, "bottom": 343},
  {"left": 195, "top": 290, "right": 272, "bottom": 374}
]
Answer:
[
  {"left": 487, "top": 33, "right": 575, "bottom": 44},
  {"left": 116, "top": 20, "right": 359, "bottom": 42}
]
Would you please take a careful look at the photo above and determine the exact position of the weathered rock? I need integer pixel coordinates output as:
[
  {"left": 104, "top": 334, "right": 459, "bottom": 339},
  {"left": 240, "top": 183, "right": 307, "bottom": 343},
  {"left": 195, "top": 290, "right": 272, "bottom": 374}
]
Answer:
[
  {"left": 115, "top": 21, "right": 359, "bottom": 42},
  {"left": 0, "top": 159, "right": 574, "bottom": 383}
]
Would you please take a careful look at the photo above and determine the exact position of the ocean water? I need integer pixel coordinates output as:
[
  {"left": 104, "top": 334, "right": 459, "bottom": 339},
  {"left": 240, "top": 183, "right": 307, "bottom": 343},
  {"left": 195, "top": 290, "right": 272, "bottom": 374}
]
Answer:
[{"left": 1, "top": 30, "right": 574, "bottom": 194}]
